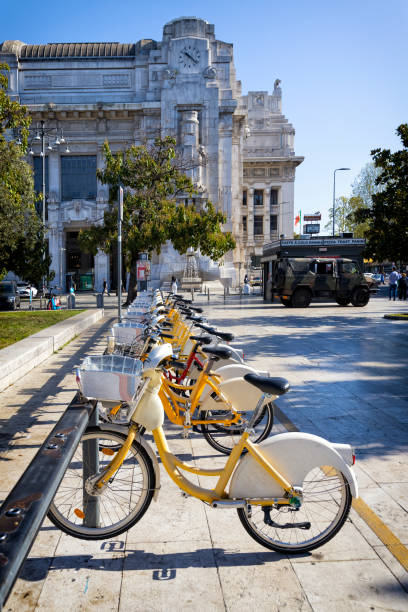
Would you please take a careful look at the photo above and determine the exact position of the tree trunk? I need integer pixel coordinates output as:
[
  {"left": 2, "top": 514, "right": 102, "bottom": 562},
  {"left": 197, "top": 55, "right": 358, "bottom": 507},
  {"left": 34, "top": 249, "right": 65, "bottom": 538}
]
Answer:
[{"left": 124, "top": 258, "right": 138, "bottom": 305}]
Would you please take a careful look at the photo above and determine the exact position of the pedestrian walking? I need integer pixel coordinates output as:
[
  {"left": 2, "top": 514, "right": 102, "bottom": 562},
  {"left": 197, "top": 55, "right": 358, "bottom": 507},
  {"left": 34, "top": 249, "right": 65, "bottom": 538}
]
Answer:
[
  {"left": 171, "top": 276, "right": 178, "bottom": 294},
  {"left": 102, "top": 278, "right": 110, "bottom": 296},
  {"left": 388, "top": 267, "right": 399, "bottom": 300},
  {"left": 398, "top": 273, "right": 407, "bottom": 300}
]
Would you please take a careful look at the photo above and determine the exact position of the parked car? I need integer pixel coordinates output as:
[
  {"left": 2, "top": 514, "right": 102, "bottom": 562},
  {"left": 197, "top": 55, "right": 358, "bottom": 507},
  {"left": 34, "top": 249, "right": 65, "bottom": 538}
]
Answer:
[
  {"left": 17, "top": 282, "right": 38, "bottom": 298},
  {"left": 0, "top": 280, "right": 21, "bottom": 310}
]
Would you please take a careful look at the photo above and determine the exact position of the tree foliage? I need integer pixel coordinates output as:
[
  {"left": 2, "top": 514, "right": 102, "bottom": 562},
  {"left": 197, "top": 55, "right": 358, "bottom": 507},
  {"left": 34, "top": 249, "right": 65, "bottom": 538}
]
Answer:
[
  {"left": 79, "top": 137, "right": 235, "bottom": 302},
  {"left": 0, "top": 63, "right": 51, "bottom": 284},
  {"left": 353, "top": 124, "right": 408, "bottom": 263}
]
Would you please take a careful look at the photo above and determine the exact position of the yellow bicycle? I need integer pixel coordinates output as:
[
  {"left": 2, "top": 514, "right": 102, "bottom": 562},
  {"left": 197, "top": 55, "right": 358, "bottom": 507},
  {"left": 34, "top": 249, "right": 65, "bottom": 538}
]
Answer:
[{"left": 48, "top": 363, "right": 358, "bottom": 554}]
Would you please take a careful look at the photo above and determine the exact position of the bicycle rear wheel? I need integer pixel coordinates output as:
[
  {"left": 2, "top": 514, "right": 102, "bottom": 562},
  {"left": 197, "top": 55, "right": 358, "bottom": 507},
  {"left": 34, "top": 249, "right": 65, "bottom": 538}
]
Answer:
[
  {"left": 48, "top": 426, "right": 155, "bottom": 540},
  {"left": 200, "top": 401, "right": 274, "bottom": 455},
  {"left": 237, "top": 466, "right": 351, "bottom": 553}
]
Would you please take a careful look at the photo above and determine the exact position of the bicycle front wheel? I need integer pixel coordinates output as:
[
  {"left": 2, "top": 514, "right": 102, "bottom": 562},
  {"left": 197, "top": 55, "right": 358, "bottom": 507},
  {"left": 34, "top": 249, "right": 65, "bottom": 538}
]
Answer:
[
  {"left": 48, "top": 426, "right": 155, "bottom": 540},
  {"left": 237, "top": 466, "right": 352, "bottom": 553},
  {"left": 200, "top": 401, "right": 274, "bottom": 455}
]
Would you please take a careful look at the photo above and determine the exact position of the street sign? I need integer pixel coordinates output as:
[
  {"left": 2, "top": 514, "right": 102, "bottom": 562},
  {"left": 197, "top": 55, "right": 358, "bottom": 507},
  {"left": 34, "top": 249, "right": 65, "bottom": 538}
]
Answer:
[
  {"left": 304, "top": 223, "right": 320, "bottom": 234},
  {"left": 303, "top": 214, "right": 321, "bottom": 221},
  {"left": 137, "top": 260, "right": 150, "bottom": 280}
]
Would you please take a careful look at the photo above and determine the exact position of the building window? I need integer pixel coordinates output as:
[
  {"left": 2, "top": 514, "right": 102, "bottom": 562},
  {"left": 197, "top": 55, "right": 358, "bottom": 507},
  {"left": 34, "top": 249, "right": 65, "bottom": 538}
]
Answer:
[
  {"left": 33, "top": 156, "right": 49, "bottom": 219},
  {"left": 254, "top": 215, "right": 263, "bottom": 235},
  {"left": 270, "top": 189, "right": 278, "bottom": 206},
  {"left": 270, "top": 214, "right": 278, "bottom": 232},
  {"left": 242, "top": 190, "right": 247, "bottom": 206},
  {"left": 254, "top": 189, "right": 263, "bottom": 206},
  {"left": 61, "top": 156, "right": 97, "bottom": 200},
  {"left": 243, "top": 216, "right": 247, "bottom": 232}
]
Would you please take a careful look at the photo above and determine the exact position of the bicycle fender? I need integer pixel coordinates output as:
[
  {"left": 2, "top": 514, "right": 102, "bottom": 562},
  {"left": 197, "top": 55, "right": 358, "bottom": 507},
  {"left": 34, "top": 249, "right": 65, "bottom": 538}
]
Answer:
[
  {"left": 199, "top": 376, "right": 269, "bottom": 412},
  {"left": 198, "top": 363, "right": 269, "bottom": 406},
  {"left": 94, "top": 423, "right": 161, "bottom": 501},
  {"left": 229, "top": 432, "right": 358, "bottom": 499},
  {"left": 216, "top": 343, "right": 244, "bottom": 363}
]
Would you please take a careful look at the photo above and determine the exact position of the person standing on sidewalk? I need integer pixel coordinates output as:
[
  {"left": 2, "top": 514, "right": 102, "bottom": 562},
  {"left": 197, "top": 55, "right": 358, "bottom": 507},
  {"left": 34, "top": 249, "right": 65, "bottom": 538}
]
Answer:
[
  {"left": 398, "top": 273, "right": 407, "bottom": 300},
  {"left": 388, "top": 267, "right": 399, "bottom": 300}
]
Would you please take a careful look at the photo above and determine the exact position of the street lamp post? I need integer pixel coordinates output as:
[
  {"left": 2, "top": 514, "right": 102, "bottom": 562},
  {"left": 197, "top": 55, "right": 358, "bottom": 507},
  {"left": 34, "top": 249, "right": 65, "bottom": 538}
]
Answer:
[
  {"left": 29, "top": 121, "right": 70, "bottom": 293},
  {"left": 332, "top": 168, "right": 350, "bottom": 236}
]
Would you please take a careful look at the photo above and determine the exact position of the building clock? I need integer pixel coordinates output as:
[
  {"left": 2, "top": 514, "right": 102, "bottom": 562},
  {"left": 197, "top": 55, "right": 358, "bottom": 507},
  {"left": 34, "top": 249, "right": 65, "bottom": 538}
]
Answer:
[{"left": 178, "top": 45, "right": 201, "bottom": 70}]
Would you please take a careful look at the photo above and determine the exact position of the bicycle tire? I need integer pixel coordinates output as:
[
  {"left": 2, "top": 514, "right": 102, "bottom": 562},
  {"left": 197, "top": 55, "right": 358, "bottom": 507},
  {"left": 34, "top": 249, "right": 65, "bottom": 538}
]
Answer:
[
  {"left": 48, "top": 426, "right": 155, "bottom": 540},
  {"left": 200, "top": 401, "right": 274, "bottom": 455},
  {"left": 237, "top": 466, "right": 352, "bottom": 553}
]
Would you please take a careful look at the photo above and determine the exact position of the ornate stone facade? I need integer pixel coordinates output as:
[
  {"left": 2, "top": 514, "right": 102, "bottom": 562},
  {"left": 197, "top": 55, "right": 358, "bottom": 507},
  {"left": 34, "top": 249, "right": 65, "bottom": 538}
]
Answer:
[{"left": 1, "top": 17, "right": 303, "bottom": 290}]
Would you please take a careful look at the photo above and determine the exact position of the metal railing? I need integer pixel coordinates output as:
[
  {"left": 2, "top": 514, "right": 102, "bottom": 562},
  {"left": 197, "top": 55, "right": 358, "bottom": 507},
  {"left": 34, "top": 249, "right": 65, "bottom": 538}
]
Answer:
[{"left": 0, "top": 392, "right": 97, "bottom": 608}]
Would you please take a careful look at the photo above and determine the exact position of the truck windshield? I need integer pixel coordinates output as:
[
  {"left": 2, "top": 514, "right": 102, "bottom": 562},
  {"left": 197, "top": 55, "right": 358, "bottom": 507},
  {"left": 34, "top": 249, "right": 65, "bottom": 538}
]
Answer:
[
  {"left": 288, "top": 260, "right": 309, "bottom": 273},
  {"left": 342, "top": 262, "right": 359, "bottom": 274}
]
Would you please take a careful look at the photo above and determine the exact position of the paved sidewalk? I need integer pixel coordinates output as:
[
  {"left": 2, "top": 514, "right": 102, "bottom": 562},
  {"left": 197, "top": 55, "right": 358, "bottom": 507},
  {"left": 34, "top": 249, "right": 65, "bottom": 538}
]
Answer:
[{"left": 1, "top": 288, "right": 408, "bottom": 611}]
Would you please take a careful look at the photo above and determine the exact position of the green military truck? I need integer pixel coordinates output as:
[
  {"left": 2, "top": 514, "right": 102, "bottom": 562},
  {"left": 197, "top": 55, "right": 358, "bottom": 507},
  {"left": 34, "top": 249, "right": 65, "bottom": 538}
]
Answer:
[{"left": 262, "top": 237, "right": 378, "bottom": 308}]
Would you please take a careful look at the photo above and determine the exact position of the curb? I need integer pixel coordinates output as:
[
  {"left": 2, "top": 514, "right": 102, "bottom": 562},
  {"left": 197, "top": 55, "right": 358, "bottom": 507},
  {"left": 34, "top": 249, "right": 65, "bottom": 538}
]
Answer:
[
  {"left": 383, "top": 313, "right": 408, "bottom": 320},
  {"left": 0, "top": 309, "right": 104, "bottom": 392}
]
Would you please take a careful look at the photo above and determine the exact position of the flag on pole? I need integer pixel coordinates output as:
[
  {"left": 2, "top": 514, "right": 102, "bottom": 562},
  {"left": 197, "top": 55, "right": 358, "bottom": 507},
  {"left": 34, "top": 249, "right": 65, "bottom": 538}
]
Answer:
[{"left": 294, "top": 210, "right": 301, "bottom": 226}]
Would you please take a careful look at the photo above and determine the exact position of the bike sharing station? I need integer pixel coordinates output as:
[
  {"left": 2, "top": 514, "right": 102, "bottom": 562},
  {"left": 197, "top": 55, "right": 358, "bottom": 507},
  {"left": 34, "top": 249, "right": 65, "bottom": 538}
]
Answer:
[
  {"left": 0, "top": 289, "right": 359, "bottom": 607},
  {"left": 261, "top": 236, "right": 378, "bottom": 307}
]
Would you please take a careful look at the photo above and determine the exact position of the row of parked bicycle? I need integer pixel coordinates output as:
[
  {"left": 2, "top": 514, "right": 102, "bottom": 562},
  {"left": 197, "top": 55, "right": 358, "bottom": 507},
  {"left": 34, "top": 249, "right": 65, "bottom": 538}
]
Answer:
[{"left": 48, "top": 289, "right": 358, "bottom": 554}]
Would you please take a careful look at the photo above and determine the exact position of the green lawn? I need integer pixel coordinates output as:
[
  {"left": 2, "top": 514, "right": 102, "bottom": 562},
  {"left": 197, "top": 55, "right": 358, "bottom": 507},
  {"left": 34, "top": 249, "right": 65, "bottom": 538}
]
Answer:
[{"left": 0, "top": 310, "right": 85, "bottom": 350}]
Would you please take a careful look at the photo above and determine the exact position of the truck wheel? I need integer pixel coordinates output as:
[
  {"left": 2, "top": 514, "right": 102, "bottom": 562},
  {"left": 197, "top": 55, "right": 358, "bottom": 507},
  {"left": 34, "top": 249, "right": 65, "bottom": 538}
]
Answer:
[
  {"left": 280, "top": 297, "right": 292, "bottom": 307},
  {"left": 335, "top": 297, "right": 351, "bottom": 306},
  {"left": 292, "top": 288, "right": 312, "bottom": 308},
  {"left": 351, "top": 287, "right": 370, "bottom": 307}
]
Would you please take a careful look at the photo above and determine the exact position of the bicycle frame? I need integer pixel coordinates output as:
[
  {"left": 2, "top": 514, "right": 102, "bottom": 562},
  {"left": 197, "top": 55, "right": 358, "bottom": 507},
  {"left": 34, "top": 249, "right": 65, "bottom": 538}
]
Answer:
[{"left": 94, "top": 416, "right": 296, "bottom": 507}]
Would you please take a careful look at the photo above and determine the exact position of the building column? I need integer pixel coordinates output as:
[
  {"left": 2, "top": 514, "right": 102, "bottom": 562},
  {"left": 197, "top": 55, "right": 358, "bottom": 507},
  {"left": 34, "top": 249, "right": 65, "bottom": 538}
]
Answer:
[
  {"left": 47, "top": 151, "right": 61, "bottom": 282},
  {"left": 247, "top": 188, "right": 254, "bottom": 242},
  {"left": 264, "top": 188, "right": 271, "bottom": 241},
  {"left": 95, "top": 145, "right": 110, "bottom": 291},
  {"left": 218, "top": 112, "right": 233, "bottom": 228},
  {"left": 181, "top": 109, "right": 199, "bottom": 183},
  {"left": 95, "top": 250, "right": 109, "bottom": 293}
]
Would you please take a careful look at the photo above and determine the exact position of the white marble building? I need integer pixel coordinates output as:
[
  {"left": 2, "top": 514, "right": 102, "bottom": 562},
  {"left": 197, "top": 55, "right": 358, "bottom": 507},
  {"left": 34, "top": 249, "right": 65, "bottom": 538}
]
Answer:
[{"left": 1, "top": 17, "right": 303, "bottom": 291}]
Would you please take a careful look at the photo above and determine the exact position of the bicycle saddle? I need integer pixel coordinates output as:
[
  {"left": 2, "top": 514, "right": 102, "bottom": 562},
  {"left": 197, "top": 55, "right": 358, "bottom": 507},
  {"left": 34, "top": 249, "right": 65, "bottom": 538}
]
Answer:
[
  {"left": 190, "top": 335, "right": 212, "bottom": 345},
  {"left": 243, "top": 373, "right": 290, "bottom": 396},
  {"left": 194, "top": 322, "right": 216, "bottom": 334},
  {"left": 189, "top": 306, "right": 203, "bottom": 313},
  {"left": 212, "top": 330, "right": 235, "bottom": 342},
  {"left": 201, "top": 346, "right": 232, "bottom": 361},
  {"left": 186, "top": 315, "right": 203, "bottom": 323}
]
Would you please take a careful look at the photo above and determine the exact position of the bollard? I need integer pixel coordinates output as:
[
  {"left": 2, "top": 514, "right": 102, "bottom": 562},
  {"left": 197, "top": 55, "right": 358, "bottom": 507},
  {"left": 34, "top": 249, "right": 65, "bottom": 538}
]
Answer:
[
  {"left": 207, "top": 289, "right": 210, "bottom": 303},
  {"left": 96, "top": 293, "right": 104, "bottom": 308},
  {"left": 67, "top": 294, "right": 76, "bottom": 309},
  {"left": 191, "top": 288, "right": 194, "bottom": 302}
]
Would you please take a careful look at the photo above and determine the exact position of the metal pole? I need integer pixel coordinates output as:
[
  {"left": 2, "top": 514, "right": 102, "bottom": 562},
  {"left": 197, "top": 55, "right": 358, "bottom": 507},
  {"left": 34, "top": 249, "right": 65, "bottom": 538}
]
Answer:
[
  {"left": 41, "top": 121, "right": 46, "bottom": 292},
  {"left": 332, "top": 168, "right": 350, "bottom": 236},
  {"left": 118, "top": 186, "right": 123, "bottom": 322},
  {"left": 83, "top": 403, "right": 100, "bottom": 527},
  {"left": 332, "top": 169, "right": 336, "bottom": 237}
]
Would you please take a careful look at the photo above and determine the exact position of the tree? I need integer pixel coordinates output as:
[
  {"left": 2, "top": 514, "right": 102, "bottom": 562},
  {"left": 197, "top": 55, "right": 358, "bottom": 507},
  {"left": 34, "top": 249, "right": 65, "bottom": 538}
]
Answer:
[
  {"left": 324, "top": 194, "right": 370, "bottom": 238},
  {"left": 353, "top": 124, "right": 408, "bottom": 263},
  {"left": 0, "top": 63, "right": 51, "bottom": 283},
  {"left": 324, "top": 196, "right": 354, "bottom": 234},
  {"left": 79, "top": 137, "right": 235, "bottom": 303}
]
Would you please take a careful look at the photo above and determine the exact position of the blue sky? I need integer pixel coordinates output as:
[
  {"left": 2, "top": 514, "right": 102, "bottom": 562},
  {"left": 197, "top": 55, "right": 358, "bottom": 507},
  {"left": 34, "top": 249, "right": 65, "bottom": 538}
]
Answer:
[{"left": 2, "top": 0, "right": 407, "bottom": 231}]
